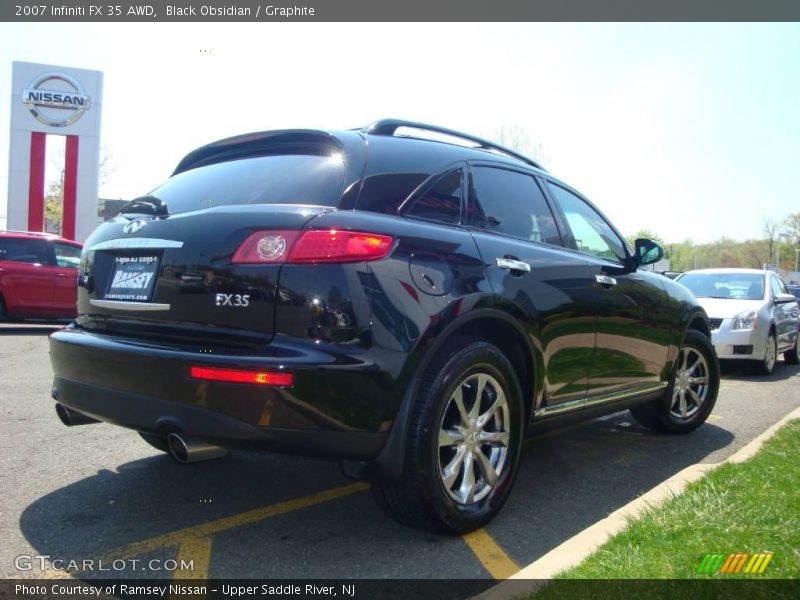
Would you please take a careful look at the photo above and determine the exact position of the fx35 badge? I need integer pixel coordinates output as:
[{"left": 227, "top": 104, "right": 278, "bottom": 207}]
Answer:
[{"left": 215, "top": 293, "right": 250, "bottom": 307}]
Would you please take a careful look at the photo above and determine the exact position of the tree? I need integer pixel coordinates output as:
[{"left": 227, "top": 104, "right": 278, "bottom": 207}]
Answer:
[
  {"left": 44, "top": 152, "right": 115, "bottom": 234},
  {"left": 785, "top": 212, "right": 800, "bottom": 245},
  {"left": 763, "top": 217, "right": 779, "bottom": 264}
]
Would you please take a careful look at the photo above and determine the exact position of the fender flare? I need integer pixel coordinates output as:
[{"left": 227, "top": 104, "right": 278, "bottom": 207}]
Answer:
[{"left": 342, "top": 307, "right": 538, "bottom": 481}]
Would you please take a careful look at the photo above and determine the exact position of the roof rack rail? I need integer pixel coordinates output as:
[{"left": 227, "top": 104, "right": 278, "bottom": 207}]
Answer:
[{"left": 362, "top": 119, "right": 545, "bottom": 171}]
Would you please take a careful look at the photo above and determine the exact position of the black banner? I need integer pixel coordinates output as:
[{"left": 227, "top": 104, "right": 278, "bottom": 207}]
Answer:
[
  {"left": 2, "top": 579, "right": 800, "bottom": 600},
  {"left": 3, "top": 1, "right": 800, "bottom": 22}
]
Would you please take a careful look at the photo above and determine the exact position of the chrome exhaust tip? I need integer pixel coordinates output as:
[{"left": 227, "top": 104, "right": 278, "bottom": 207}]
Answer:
[
  {"left": 55, "top": 403, "right": 99, "bottom": 426},
  {"left": 166, "top": 433, "right": 228, "bottom": 464}
]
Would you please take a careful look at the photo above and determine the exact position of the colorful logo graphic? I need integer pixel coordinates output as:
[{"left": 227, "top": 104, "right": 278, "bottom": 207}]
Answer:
[{"left": 697, "top": 552, "right": 773, "bottom": 575}]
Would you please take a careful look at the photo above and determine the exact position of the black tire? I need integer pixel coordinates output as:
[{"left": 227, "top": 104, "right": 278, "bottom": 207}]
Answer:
[
  {"left": 371, "top": 338, "right": 524, "bottom": 534},
  {"left": 0, "top": 295, "right": 6, "bottom": 321},
  {"left": 754, "top": 331, "right": 777, "bottom": 375},
  {"left": 138, "top": 431, "right": 170, "bottom": 453},
  {"left": 783, "top": 330, "right": 799, "bottom": 365},
  {"left": 630, "top": 330, "right": 720, "bottom": 434}
]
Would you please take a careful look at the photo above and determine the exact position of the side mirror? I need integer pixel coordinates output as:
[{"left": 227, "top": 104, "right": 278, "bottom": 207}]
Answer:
[
  {"left": 634, "top": 238, "right": 664, "bottom": 266},
  {"left": 775, "top": 293, "right": 797, "bottom": 305}
]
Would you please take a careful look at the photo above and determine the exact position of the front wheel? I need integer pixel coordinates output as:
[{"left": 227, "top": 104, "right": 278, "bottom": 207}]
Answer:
[
  {"left": 372, "top": 339, "right": 524, "bottom": 534},
  {"left": 754, "top": 331, "right": 777, "bottom": 375},
  {"left": 630, "top": 330, "right": 720, "bottom": 434}
]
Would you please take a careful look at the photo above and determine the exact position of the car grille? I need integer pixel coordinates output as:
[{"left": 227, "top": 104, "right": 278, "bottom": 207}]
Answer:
[{"left": 708, "top": 318, "right": 723, "bottom": 331}]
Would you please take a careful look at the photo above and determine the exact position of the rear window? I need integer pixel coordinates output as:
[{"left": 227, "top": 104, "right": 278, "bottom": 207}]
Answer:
[
  {"left": 149, "top": 154, "right": 345, "bottom": 214},
  {"left": 0, "top": 237, "right": 50, "bottom": 264}
]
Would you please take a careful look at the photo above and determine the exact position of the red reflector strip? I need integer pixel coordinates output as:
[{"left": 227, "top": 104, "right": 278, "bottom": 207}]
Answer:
[{"left": 190, "top": 366, "right": 294, "bottom": 386}]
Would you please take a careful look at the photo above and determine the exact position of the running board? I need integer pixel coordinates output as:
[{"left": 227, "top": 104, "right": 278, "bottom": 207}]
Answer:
[{"left": 534, "top": 382, "right": 668, "bottom": 417}]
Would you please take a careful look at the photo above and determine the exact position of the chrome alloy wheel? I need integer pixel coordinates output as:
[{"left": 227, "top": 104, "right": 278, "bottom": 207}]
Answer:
[
  {"left": 670, "top": 346, "right": 710, "bottom": 419},
  {"left": 437, "top": 372, "right": 510, "bottom": 505},
  {"left": 764, "top": 334, "right": 777, "bottom": 372}
]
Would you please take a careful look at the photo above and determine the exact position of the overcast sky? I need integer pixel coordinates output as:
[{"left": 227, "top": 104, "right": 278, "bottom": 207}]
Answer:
[{"left": 1, "top": 22, "right": 798, "bottom": 243}]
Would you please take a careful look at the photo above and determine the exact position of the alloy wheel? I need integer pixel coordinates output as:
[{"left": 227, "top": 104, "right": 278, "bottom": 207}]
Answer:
[
  {"left": 764, "top": 334, "right": 777, "bottom": 372},
  {"left": 669, "top": 346, "right": 710, "bottom": 420},
  {"left": 438, "top": 372, "right": 510, "bottom": 505}
]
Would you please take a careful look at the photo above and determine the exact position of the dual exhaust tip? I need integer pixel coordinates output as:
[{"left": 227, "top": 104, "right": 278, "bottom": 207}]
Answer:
[{"left": 54, "top": 403, "right": 227, "bottom": 463}]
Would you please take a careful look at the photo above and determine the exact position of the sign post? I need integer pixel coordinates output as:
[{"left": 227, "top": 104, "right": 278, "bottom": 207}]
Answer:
[{"left": 6, "top": 61, "right": 103, "bottom": 241}]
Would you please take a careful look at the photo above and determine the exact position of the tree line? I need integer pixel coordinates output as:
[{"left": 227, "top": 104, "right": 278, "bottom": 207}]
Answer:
[{"left": 628, "top": 213, "right": 800, "bottom": 273}]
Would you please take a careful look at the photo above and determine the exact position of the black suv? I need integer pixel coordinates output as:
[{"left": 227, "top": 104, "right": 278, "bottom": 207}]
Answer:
[{"left": 50, "top": 120, "right": 719, "bottom": 534}]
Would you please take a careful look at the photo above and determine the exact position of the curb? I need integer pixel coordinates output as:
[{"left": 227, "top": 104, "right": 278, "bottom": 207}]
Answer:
[{"left": 475, "top": 404, "right": 800, "bottom": 600}]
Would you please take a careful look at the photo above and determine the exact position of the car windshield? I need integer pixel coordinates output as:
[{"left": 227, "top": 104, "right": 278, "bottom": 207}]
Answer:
[{"left": 678, "top": 272, "right": 765, "bottom": 300}]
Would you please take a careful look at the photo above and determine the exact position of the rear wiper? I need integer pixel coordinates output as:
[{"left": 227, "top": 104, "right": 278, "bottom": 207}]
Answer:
[{"left": 119, "top": 195, "right": 169, "bottom": 216}]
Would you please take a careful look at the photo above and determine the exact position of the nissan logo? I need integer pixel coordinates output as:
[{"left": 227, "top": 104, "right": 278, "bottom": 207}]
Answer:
[
  {"left": 123, "top": 220, "right": 147, "bottom": 234},
  {"left": 23, "top": 72, "right": 90, "bottom": 127}
]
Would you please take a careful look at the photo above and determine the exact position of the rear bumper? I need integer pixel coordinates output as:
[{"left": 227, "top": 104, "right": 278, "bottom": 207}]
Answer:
[{"left": 49, "top": 326, "right": 395, "bottom": 460}]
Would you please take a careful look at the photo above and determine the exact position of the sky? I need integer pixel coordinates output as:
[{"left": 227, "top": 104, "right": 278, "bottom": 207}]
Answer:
[{"left": 1, "top": 22, "right": 798, "bottom": 243}]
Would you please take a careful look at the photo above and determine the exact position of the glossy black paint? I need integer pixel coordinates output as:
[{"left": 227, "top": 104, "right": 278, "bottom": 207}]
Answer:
[{"left": 50, "top": 124, "right": 710, "bottom": 474}]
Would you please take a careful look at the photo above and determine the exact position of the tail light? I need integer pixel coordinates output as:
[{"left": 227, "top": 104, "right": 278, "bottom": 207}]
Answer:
[
  {"left": 190, "top": 365, "right": 294, "bottom": 387},
  {"left": 232, "top": 229, "right": 394, "bottom": 264}
]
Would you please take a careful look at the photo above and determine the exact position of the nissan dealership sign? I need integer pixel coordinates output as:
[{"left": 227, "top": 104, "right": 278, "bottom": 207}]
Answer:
[
  {"left": 5, "top": 62, "right": 103, "bottom": 242},
  {"left": 23, "top": 72, "right": 91, "bottom": 127}
]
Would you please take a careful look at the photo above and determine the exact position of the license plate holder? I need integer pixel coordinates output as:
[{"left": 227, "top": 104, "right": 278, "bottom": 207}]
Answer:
[{"left": 105, "top": 255, "right": 160, "bottom": 302}]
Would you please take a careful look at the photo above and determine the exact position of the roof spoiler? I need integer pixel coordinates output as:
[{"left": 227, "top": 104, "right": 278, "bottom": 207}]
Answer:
[{"left": 172, "top": 130, "right": 344, "bottom": 176}]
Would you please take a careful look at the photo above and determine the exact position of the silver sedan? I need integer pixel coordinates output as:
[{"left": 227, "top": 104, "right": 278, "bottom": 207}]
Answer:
[{"left": 676, "top": 268, "right": 800, "bottom": 375}]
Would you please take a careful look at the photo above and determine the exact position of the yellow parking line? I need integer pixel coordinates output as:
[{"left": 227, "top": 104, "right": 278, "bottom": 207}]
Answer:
[
  {"left": 173, "top": 536, "right": 213, "bottom": 580},
  {"left": 104, "top": 482, "right": 369, "bottom": 560},
  {"left": 171, "top": 537, "right": 213, "bottom": 600},
  {"left": 462, "top": 528, "right": 520, "bottom": 580}
]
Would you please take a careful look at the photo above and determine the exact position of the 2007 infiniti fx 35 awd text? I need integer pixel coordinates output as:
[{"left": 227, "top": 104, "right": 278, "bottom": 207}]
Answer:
[{"left": 50, "top": 120, "right": 719, "bottom": 534}]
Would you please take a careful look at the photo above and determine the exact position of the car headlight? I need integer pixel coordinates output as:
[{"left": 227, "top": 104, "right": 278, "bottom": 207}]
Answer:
[{"left": 732, "top": 310, "right": 758, "bottom": 330}]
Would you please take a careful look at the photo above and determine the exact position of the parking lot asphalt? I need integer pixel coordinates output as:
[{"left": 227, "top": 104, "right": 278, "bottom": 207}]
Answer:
[{"left": 2, "top": 322, "right": 799, "bottom": 581}]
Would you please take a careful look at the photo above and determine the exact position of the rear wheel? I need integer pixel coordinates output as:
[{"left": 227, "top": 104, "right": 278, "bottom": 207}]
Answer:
[
  {"left": 784, "top": 331, "right": 799, "bottom": 365},
  {"left": 0, "top": 295, "right": 6, "bottom": 321},
  {"left": 371, "top": 338, "right": 524, "bottom": 534},
  {"left": 755, "top": 331, "right": 777, "bottom": 375},
  {"left": 630, "top": 330, "right": 719, "bottom": 434},
  {"left": 138, "top": 431, "right": 170, "bottom": 453}
]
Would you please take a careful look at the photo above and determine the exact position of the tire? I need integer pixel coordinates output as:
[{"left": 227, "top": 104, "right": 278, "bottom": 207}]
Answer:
[
  {"left": 784, "top": 330, "right": 799, "bottom": 365},
  {"left": 138, "top": 431, "right": 170, "bottom": 453},
  {"left": 371, "top": 338, "right": 524, "bottom": 534},
  {"left": 0, "top": 295, "right": 6, "bottom": 321},
  {"left": 630, "top": 330, "right": 719, "bottom": 434},
  {"left": 754, "top": 331, "right": 777, "bottom": 375}
]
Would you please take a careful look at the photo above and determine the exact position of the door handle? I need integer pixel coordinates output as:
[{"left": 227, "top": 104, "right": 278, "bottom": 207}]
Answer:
[
  {"left": 496, "top": 258, "right": 531, "bottom": 272},
  {"left": 595, "top": 274, "right": 617, "bottom": 286}
]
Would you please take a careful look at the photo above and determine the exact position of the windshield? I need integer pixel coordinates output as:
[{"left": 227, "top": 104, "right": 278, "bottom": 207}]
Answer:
[
  {"left": 678, "top": 272, "right": 765, "bottom": 300},
  {"left": 148, "top": 153, "right": 345, "bottom": 215}
]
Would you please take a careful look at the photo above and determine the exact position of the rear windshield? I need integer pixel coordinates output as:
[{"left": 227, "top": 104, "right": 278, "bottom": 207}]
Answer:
[
  {"left": 678, "top": 272, "right": 766, "bottom": 300},
  {"left": 149, "top": 154, "right": 345, "bottom": 214}
]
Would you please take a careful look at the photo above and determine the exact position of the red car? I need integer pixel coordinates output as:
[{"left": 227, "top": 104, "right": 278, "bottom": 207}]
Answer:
[{"left": 0, "top": 231, "right": 82, "bottom": 320}]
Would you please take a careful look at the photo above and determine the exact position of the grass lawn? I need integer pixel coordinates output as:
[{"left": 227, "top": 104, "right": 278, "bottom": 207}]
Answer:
[{"left": 528, "top": 419, "right": 800, "bottom": 598}]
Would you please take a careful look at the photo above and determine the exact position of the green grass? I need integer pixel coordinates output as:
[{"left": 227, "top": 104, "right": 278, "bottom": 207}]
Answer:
[{"left": 525, "top": 420, "right": 800, "bottom": 598}]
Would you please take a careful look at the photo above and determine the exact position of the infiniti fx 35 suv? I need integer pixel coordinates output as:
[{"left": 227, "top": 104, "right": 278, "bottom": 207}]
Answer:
[{"left": 50, "top": 120, "right": 719, "bottom": 533}]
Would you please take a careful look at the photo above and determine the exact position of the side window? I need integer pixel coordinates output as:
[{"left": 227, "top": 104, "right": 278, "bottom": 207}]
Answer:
[
  {"left": 0, "top": 238, "right": 49, "bottom": 264},
  {"left": 546, "top": 183, "right": 626, "bottom": 262},
  {"left": 405, "top": 170, "right": 462, "bottom": 225},
  {"left": 53, "top": 243, "right": 82, "bottom": 268},
  {"left": 469, "top": 167, "right": 561, "bottom": 245},
  {"left": 770, "top": 275, "right": 787, "bottom": 298}
]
